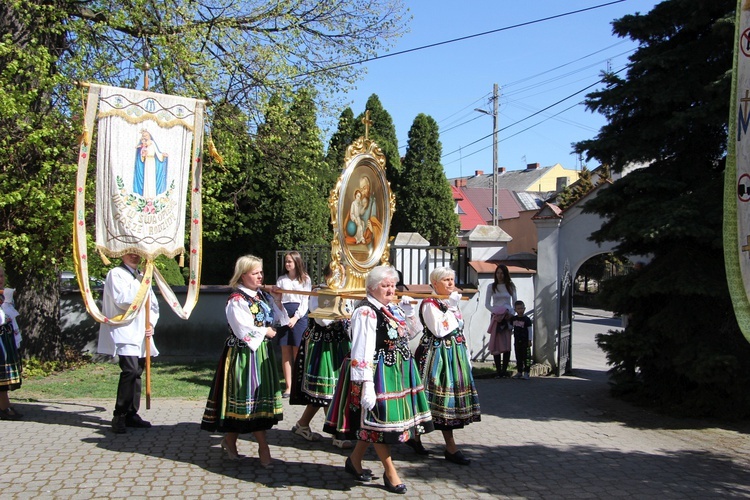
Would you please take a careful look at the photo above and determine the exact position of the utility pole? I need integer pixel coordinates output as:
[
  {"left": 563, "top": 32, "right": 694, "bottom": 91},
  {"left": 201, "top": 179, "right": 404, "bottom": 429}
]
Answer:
[
  {"left": 491, "top": 83, "right": 499, "bottom": 226},
  {"left": 474, "top": 83, "right": 500, "bottom": 225}
]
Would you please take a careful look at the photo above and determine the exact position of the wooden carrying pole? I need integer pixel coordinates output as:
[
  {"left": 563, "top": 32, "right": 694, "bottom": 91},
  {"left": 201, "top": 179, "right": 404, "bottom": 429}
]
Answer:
[
  {"left": 145, "top": 295, "right": 151, "bottom": 409},
  {"left": 262, "top": 285, "right": 475, "bottom": 301},
  {"left": 143, "top": 66, "right": 152, "bottom": 410}
]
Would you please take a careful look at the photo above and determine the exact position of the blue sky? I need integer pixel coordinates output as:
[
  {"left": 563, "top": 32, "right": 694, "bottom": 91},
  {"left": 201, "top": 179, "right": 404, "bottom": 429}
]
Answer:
[{"left": 340, "top": 0, "right": 661, "bottom": 179}]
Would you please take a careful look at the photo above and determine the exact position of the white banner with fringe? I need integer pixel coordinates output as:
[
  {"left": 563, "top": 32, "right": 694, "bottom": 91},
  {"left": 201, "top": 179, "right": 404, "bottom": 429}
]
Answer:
[{"left": 73, "top": 83, "right": 204, "bottom": 324}]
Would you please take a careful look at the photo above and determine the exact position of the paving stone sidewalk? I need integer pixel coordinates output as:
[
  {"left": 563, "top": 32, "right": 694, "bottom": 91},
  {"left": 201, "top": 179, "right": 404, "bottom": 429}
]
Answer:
[{"left": 2, "top": 313, "right": 750, "bottom": 498}]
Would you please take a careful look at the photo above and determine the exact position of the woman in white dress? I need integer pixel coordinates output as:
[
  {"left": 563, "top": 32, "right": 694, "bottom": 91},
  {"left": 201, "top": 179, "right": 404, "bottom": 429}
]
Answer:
[{"left": 484, "top": 264, "right": 517, "bottom": 378}]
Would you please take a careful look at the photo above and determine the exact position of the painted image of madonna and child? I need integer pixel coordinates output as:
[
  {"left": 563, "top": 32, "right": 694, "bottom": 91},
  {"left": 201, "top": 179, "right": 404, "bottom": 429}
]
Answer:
[{"left": 345, "top": 174, "right": 383, "bottom": 258}]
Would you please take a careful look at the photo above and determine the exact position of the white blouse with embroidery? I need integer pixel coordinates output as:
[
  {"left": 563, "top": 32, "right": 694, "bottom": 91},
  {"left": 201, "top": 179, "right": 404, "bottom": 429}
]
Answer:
[
  {"left": 226, "top": 285, "right": 289, "bottom": 352},
  {"left": 349, "top": 296, "right": 422, "bottom": 382}
]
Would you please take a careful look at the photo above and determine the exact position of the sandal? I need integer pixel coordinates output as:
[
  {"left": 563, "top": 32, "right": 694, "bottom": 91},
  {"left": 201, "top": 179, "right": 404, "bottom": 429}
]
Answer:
[
  {"left": 292, "top": 423, "right": 321, "bottom": 441},
  {"left": 332, "top": 437, "right": 354, "bottom": 449}
]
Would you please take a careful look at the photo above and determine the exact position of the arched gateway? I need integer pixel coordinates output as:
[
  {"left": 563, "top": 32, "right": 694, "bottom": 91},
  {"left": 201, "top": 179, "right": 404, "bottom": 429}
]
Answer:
[{"left": 532, "top": 183, "right": 621, "bottom": 375}]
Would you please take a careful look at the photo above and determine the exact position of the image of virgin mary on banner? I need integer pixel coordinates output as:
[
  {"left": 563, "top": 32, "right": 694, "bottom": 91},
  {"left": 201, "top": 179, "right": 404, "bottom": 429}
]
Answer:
[
  {"left": 133, "top": 128, "right": 169, "bottom": 198},
  {"left": 74, "top": 83, "right": 205, "bottom": 324}
]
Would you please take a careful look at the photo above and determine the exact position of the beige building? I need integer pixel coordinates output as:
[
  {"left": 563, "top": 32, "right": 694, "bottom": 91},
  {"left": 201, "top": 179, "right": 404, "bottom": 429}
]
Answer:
[{"left": 458, "top": 162, "right": 581, "bottom": 193}]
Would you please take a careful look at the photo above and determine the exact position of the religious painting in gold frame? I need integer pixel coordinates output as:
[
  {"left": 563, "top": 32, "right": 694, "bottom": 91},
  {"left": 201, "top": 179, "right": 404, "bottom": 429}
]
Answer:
[{"left": 328, "top": 124, "right": 395, "bottom": 291}]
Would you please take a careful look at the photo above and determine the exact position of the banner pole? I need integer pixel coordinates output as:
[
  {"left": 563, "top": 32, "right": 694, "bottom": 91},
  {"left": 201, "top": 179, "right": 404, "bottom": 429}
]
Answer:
[{"left": 145, "top": 294, "right": 151, "bottom": 409}]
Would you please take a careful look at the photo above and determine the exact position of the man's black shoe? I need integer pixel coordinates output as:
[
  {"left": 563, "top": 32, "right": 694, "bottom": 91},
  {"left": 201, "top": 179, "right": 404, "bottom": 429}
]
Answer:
[
  {"left": 125, "top": 414, "right": 152, "bottom": 428},
  {"left": 112, "top": 415, "right": 127, "bottom": 434}
]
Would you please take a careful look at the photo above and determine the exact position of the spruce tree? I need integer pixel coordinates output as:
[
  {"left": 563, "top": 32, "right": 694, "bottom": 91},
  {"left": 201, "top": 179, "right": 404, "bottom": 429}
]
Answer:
[
  {"left": 249, "top": 90, "right": 330, "bottom": 273},
  {"left": 200, "top": 102, "right": 262, "bottom": 283},
  {"left": 276, "top": 88, "right": 331, "bottom": 250},
  {"left": 353, "top": 95, "right": 402, "bottom": 189},
  {"left": 574, "top": 0, "right": 750, "bottom": 417},
  {"left": 326, "top": 108, "right": 356, "bottom": 173},
  {"left": 395, "top": 114, "right": 459, "bottom": 246},
  {"left": 557, "top": 166, "right": 594, "bottom": 210}
]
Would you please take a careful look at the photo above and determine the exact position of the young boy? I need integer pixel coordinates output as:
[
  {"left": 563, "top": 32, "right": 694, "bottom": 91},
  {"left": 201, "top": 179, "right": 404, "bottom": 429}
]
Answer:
[{"left": 511, "top": 300, "right": 533, "bottom": 380}]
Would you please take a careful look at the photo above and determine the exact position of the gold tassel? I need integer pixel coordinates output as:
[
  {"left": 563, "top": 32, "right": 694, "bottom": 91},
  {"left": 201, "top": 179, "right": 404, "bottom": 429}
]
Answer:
[
  {"left": 179, "top": 251, "right": 185, "bottom": 268},
  {"left": 78, "top": 125, "right": 90, "bottom": 147},
  {"left": 208, "top": 137, "right": 224, "bottom": 166},
  {"left": 98, "top": 249, "right": 111, "bottom": 266}
]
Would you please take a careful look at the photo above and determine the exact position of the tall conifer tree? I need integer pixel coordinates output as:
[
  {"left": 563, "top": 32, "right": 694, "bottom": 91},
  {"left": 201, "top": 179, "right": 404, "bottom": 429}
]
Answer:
[
  {"left": 574, "top": 0, "right": 750, "bottom": 416},
  {"left": 251, "top": 90, "right": 330, "bottom": 271},
  {"left": 353, "top": 95, "right": 402, "bottom": 188},
  {"left": 326, "top": 108, "right": 356, "bottom": 174},
  {"left": 395, "top": 114, "right": 458, "bottom": 246}
]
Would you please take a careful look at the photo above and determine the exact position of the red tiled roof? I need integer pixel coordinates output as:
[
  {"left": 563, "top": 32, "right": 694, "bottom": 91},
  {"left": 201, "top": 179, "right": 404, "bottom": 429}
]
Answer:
[
  {"left": 460, "top": 187, "right": 522, "bottom": 224},
  {"left": 452, "top": 185, "right": 486, "bottom": 231}
]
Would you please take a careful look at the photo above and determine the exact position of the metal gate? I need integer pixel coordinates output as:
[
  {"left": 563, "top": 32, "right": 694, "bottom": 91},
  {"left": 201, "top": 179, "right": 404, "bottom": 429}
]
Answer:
[{"left": 557, "top": 261, "right": 573, "bottom": 376}]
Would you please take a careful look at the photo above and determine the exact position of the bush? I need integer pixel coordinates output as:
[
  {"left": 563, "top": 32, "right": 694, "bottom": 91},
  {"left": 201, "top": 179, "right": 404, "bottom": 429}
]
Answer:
[
  {"left": 23, "top": 347, "right": 92, "bottom": 378},
  {"left": 154, "top": 255, "right": 185, "bottom": 286}
]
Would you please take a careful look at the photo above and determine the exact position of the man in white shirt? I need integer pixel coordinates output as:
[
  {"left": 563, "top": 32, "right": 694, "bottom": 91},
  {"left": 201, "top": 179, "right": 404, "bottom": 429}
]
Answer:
[{"left": 97, "top": 253, "right": 159, "bottom": 434}]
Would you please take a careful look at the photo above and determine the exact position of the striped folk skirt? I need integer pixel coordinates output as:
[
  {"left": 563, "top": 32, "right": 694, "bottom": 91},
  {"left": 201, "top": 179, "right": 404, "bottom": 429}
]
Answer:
[
  {"left": 290, "top": 319, "right": 351, "bottom": 407},
  {"left": 415, "top": 331, "right": 481, "bottom": 430},
  {"left": 201, "top": 336, "right": 282, "bottom": 433},
  {"left": 0, "top": 323, "right": 21, "bottom": 391},
  {"left": 324, "top": 353, "right": 434, "bottom": 444}
]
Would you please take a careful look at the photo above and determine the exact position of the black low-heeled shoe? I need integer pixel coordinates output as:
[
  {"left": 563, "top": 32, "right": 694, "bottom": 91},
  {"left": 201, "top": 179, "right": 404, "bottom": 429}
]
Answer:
[
  {"left": 405, "top": 438, "right": 429, "bottom": 455},
  {"left": 383, "top": 475, "right": 407, "bottom": 494},
  {"left": 344, "top": 457, "right": 372, "bottom": 482},
  {"left": 444, "top": 450, "right": 471, "bottom": 466}
]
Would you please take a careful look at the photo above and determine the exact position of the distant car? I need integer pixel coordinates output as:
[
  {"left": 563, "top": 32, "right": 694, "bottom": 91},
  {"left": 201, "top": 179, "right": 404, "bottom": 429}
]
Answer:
[{"left": 60, "top": 271, "right": 104, "bottom": 289}]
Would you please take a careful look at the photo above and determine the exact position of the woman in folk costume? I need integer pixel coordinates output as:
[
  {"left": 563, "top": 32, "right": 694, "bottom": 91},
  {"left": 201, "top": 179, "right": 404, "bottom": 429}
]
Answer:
[
  {"left": 289, "top": 263, "right": 353, "bottom": 449},
  {"left": 201, "top": 255, "right": 288, "bottom": 467},
  {"left": 485, "top": 263, "right": 517, "bottom": 378},
  {"left": 324, "top": 265, "right": 434, "bottom": 495},
  {"left": 0, "top": 264, "right": 22, "bottom": 420},
  {"left": 410, "top": 266, "right": 480, "bottom": 466}
]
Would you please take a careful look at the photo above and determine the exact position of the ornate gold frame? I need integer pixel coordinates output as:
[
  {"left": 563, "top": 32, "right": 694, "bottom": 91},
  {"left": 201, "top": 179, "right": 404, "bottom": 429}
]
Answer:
[{"left": 327, "top": 112, "right": 395, "bottom": 292}]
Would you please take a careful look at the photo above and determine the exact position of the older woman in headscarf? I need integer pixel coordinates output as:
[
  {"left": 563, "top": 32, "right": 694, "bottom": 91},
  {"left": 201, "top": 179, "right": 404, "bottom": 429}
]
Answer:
[
  {"left": 411, "top": 266, "right": 481, "bottom": 465},
  {"left": 324, "top": 265, "right": 433, "bottom": 494}
]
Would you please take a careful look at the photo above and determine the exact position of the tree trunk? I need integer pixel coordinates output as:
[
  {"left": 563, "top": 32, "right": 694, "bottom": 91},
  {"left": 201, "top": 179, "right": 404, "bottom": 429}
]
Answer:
[{"left": 16, "top": 273, "right": 65, "bottom": 362}]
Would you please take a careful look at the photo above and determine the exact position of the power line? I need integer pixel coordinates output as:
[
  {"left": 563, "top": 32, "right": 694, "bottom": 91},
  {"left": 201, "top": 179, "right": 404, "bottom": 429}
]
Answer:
[
  {"left": 290, "top": 0, "right": 627, "bottom": 80},
  {"left": 430, "top": 47, "right": 633, "bottom": 146},
  {"left": 441, "top": 66, "right": 626, "bottom": 162},
  {"left": 443, "top": 101, "right": 584, "bottom": 167},
  {"left": 501, "top": 41, "right": 629, "bottom": 90}
]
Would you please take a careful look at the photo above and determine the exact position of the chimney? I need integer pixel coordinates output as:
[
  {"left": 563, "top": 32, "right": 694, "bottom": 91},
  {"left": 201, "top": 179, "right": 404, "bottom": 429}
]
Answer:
[
  {"left": 526, "top": 163, "right": 540, "bottom": 170},
  {"left": 454, "top": 178, "right": 467, "bottom": 187},
  {"left": 499, "top": 167, "right": 506, "bottom": 173},
  {"left": 475, "top": 170, "right": 484, "bottom": 176}
]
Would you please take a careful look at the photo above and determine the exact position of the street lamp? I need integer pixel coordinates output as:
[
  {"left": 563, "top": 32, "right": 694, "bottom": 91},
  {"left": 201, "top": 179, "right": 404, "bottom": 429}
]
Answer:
[{"left": 474, "top": 83, "right": 499, "bottom": 226}]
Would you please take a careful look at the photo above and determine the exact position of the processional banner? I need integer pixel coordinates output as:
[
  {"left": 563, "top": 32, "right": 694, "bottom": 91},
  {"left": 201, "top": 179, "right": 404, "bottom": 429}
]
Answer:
[
  {"left": 74, "top": 83, "right": 205, "bottom": 324},
  {"left": 725, "top": 0, "right": 750, "bottom": 343},
  {"left": 94, "top": 86, "right": 197, "bottom": 259}
]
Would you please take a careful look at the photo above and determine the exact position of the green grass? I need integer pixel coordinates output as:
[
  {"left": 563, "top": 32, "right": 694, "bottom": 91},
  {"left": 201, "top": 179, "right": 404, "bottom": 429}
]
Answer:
[
  {"left": 19, "top": 359, "right": 501, "bottom": 401},
  {"left": 20, "top": 360, "right": 218, "bottom": 400}
]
